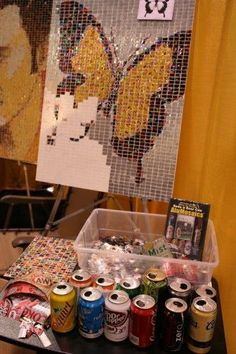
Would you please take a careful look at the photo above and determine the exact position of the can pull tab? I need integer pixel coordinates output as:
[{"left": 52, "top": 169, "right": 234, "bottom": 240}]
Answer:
[
  {"left": 110, "top": 294, "right": 118, "bottom": 301},
  {"left": 97, "top": 278, "right": 105, "bottom": 284},
  {"left": 206, "top": 289, "right": 213, "bottom": 296},
  {"left": 148, "top": 273, "right": 156, "bottom": 280},
  {"left": 84, "top": 291, "right": 92, "bottom": 297},
  {"left": 123, "top": 282, "right": 131, "bottom": 288},
  {"left": 173, "top": 301, "right": 184, "bottom": 308},
  {"left": 136, "top": 300, "right": 145, "bottom": 308},
  {"left": 180, "top": 283, "right": 188, "bottom": 290}
]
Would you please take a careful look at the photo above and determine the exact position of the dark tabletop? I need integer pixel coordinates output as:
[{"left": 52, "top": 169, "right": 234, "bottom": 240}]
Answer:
[{"left": 0, "top": 279, "right": 227, "bottom": 354}]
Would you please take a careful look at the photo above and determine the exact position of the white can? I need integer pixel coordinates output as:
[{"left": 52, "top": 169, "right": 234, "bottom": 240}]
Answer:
[{"left": 104, "top": 290, "right": 131, "bottom": 342}]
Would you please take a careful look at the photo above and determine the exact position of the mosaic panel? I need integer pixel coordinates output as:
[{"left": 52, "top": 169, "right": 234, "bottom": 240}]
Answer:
[
  {"left": 0, "top": 1, "right": 52, "bottom": 163},
  {"left": 36, "top": 0, "right": 196, "bottom": 201}
]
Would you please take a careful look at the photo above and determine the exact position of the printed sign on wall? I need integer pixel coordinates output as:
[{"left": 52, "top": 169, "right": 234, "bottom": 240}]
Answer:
[{"left": 137, "top": 0, "right": 175, "bottom": 20}]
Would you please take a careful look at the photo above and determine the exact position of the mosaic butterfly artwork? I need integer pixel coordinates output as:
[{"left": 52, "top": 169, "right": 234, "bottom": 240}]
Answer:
[{"left": 36, "top": 0, "right": 196, "bottom": 201}]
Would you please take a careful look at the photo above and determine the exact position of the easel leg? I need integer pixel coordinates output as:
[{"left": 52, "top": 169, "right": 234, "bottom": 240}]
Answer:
[
  {"left": 22, "top": 163, "right": 35, "bottom": 229},
  {"left": 42, "top": 184, "right": 65, "bottom": 236}
]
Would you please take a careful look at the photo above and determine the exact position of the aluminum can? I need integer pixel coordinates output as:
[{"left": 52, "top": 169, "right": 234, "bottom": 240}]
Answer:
[
  {"left": 168, "top": 277, "right": 192, "bottom": 305},
  {"left": 187, "top": 296, "right": 217, "bottom": 353},
  {"left": 70, "top": 269, "right": 92, "bottom": 289},
  {"left": 141, "top": 268, "right": 167, "bottom": 302},
  {"left": 50, "top": 282, "right": 76, "bottom": 333},
  {"left": 117, "top": 277, "right": 140, "bottom": 299},
  {"left": 160, "top": 297, "right": 188, "bottom": 351},
  {"left": 104, "top": 290, "right": 131, "bottom": 342},
  {"left": 78, "top": 287, "right": 104, "bottom": 338},
  {"left": 193, "top": 285, "right": 217, "bottom": 303},
  {"left": 94, "top": 275, "right": 115, "bottom": 295},
  {"left": 129, "top": 294, "right": 156, "bottom": 348}
]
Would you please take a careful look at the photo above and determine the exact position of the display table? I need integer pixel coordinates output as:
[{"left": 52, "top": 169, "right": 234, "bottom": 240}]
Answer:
[{"left": 0, "top": 279, "right": 227, "bottom": 354}]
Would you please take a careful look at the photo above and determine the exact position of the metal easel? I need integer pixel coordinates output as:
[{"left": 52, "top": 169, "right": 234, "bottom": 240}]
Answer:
[
  {"left": 0, "top": 161, "right": 56, "bottom": 232},
  {"left": 42, "top": 188, "right": 151, "bottom": 237}
]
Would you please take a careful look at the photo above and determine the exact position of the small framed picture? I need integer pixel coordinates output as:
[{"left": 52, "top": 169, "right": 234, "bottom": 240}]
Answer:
[{"left": 137, "top": 0, "right": 175, "bottom": 21}]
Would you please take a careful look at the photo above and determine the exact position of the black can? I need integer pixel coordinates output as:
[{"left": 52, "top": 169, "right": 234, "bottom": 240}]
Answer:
[
  {"left": 160, "top": 297, "right": 188, "bottom": 352},
  {"left": 168, "top": 277, "right": 192, "bottom": 305},
  {"left": 192, "top": 285, "right": 217, "bottom": 303}
]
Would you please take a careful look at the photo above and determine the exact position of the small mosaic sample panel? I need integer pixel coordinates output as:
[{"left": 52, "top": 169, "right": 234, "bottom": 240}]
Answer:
[
  {"left": 4, "top": 235, "right": 77, "bottom": 285},
  {"left": 0, "top": 1, "right": 52, "bottom": 163},
  {"left": 36, "top": 0, "right": 196, "bottom": 201}
]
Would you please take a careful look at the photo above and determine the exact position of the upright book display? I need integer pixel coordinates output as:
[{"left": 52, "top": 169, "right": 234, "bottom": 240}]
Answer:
[{"left": 164, "top": 198, "right": 210, "bottom": 260}]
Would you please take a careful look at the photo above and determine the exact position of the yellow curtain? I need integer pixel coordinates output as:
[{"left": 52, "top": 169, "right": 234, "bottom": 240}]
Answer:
[
  {"left": 108, "top": 1, "right": 236, "bottom": 352},
  {"left": 175, "top": 1, "right": 236, "bottom": 353}
]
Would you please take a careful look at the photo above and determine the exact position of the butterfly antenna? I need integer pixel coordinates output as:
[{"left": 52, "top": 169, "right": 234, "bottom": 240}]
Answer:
[
  {"left": 109, "top": 29, "right": 120, "bottom": 70},
  {"left": 123, "top": 35, "right": 150, "bottom": 70}
]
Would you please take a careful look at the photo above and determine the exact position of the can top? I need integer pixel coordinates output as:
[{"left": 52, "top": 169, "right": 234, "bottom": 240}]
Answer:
[
  {"left": 80, "top": 287, "right": 103, "bottom": 302},
  {"left": 108, "top": 290, "right": 130, "bottom": 304},
  {"left": 165, "top": 297, "right": 188, "bottom": 313},
  {"left": 96, "top": 276, "right": 114, "bottom": 287},
  {"left": 133, "top": 294, "right": 155, "bottom": 309},
  {"left": 72, "top": 269, "right": 91, "bottom": 282},
  {"left": 169, "top": 277, "right": 192, "bottom": 294},
  {"left": 52, "top": 282, "right": 73, "bottom": 296},
  {"left": 193, "top": 296, "right": 217, "bottom": 313},
  {"left": 196, "top": 285, "right": 217, "bottom": 299},
  {"left": 120, "top": 277, "right": 140, "bottom": 289},
  {"left": 145, "top": 268, "right": 166, "bottom": 282}
]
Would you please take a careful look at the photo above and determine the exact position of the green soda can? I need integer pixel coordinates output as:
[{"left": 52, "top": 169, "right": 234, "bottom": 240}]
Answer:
[
  {"left": 117, "top": 277, "right": 141, "bottom": 299},
  {"left": 141, "top": 268, "right": 167, "bottom": 302}
]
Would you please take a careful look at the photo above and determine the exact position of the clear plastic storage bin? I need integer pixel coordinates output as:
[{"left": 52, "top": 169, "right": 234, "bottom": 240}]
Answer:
[{"left": 74, "top": 209, "right": 219, "bottom": 285}]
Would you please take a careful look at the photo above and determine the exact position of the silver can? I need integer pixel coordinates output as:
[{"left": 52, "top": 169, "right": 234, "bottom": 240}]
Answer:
[
  {"left": 193, "top": 285, "right": 217, "bottom": 302},
  {"left": 104, "top": 290, "right": 131, "bottom": 342}
]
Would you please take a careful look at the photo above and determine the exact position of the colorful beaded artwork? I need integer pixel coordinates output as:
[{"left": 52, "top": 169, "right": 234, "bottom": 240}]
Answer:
[
  {"left": 4, "top": 235, "right": 77, "bottom": 287},
  {"left": 36, "top": 0, "right": 196, "bottom": 201}
]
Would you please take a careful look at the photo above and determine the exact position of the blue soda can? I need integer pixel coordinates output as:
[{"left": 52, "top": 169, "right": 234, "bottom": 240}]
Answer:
[{"left": 78, "top": 287, "right": 104, "bottom": 338}]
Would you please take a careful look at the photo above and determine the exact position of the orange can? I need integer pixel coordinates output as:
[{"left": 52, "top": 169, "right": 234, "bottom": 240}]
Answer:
[
  {"left": 70, "top": 269, "right": 92, "bottom": 289},
  {"left": 94, "top": 276, "right": 115, "bottom": 294}
]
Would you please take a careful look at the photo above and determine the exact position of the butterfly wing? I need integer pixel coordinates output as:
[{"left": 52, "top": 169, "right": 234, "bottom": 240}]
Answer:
[
  {"left": 156, "top": 1, "right": 169, "bottom": 17},
  {"left": 56, "top": 1, "right": 114, "bottom": 102},
  {"left": 144, "top": 1, "right": 157, "bottom": 16},
  {"left": 110, "top": 30, "right": 191, "bottom": 182}
]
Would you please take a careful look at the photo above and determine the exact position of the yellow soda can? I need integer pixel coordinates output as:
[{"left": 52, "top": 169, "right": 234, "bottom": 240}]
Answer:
[
  {"left": 187, "top": 296, "right": 217, "bottom": 353},
  {"left": 50, "top": 281, "right": 76, "bottom": 333}
]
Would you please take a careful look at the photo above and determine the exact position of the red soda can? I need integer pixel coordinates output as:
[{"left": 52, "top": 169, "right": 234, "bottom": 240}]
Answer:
[{"left": 129, "top": 294, "right": 156, "bottom": 348}]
